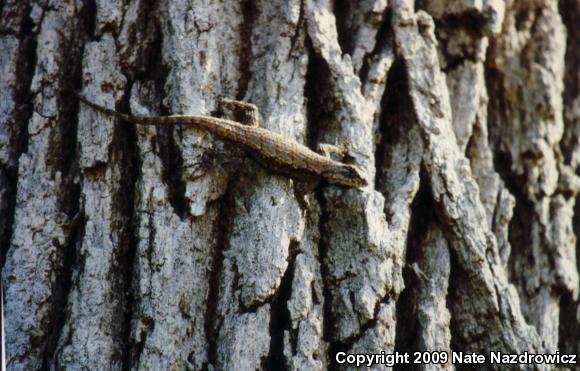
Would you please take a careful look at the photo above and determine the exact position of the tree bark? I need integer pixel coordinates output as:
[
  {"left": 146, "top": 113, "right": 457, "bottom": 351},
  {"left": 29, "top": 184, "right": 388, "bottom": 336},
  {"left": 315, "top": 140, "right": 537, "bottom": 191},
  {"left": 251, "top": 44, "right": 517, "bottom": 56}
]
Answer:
[{"left": 1, "top": 0, "right": 578, "bottom": 370}]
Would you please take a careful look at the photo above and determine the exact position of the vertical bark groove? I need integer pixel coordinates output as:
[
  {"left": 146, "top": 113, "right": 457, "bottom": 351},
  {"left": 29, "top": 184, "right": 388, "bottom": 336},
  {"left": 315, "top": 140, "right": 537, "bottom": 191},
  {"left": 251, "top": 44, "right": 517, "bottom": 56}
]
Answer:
[
  {"left": 0, "top": 3, "right": 36, "bottom": 268},
  {"left": 265, "top": 242, "right": 296, "bottom": 370},
  {"left": 202, "top": 183, "right": 235, "bottom": 371}
]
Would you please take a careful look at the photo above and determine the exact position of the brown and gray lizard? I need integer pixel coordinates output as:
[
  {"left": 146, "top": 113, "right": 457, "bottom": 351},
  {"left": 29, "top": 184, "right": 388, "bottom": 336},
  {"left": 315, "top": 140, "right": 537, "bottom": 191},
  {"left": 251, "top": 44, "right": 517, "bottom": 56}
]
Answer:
[{"left": 77, "top": 94, "right": 368, "bottom": 188}]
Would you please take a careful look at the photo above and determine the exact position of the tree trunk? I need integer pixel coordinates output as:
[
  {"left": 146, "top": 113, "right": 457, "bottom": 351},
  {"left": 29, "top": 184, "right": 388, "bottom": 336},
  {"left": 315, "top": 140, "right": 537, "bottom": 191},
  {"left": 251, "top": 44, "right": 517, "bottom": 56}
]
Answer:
[{"left": 1, "top": 0, "right": 578, "bottom": 369}]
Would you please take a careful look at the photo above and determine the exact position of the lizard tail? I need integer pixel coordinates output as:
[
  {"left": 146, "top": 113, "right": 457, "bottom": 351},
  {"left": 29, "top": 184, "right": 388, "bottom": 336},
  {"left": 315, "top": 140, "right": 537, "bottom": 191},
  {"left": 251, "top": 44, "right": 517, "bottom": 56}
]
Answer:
[{"left": 76, "top": 92, "right": 158, "bottom": 126}]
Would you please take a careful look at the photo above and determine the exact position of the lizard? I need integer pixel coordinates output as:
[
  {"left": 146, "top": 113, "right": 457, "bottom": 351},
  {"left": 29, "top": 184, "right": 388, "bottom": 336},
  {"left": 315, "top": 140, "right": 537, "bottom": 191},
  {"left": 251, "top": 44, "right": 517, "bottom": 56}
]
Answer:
[{"left": 77, "top": 94, "right": 368, "bottom": 188}]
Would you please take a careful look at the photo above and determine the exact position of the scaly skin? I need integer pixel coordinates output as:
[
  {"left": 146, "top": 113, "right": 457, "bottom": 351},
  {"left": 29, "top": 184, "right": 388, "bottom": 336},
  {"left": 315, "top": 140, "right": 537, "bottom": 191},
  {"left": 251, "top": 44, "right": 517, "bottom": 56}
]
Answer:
[{"left": 78, "top": 95, "right": 367, "bottom": 188}]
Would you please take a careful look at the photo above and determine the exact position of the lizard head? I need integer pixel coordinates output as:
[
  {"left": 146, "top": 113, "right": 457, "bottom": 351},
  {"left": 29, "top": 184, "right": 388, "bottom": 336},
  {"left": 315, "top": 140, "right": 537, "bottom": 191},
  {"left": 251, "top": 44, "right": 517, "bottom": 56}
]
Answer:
[{"left": 323, "top": 164, "right": 368, "bottom": 188}]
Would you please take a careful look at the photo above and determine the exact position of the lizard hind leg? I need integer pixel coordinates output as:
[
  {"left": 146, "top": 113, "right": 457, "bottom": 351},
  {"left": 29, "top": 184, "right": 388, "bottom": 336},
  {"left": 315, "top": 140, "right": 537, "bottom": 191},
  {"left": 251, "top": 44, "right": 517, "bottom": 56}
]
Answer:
[{"left": 218, "top": 97, "right": 261, "bottom": 127}]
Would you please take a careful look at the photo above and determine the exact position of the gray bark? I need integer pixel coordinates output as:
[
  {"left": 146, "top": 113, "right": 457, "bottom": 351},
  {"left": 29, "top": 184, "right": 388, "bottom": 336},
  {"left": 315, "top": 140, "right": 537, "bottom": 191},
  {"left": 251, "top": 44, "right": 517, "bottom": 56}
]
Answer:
[{"left": 1, "top": 0, "right": 578, "bottom": 370}]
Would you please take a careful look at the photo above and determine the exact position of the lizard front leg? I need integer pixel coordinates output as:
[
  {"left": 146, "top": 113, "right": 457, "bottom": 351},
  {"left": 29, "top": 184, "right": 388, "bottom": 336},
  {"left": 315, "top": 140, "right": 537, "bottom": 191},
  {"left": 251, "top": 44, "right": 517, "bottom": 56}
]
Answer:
[
  {"left": 218, "top": 98, "right": 261, "bottom": 127},
  {"left": 247, "top": 151, "right": 319, "bottom": 207},
  {"left": 316, "top": 142, "right": 351, "bottom": 160}
]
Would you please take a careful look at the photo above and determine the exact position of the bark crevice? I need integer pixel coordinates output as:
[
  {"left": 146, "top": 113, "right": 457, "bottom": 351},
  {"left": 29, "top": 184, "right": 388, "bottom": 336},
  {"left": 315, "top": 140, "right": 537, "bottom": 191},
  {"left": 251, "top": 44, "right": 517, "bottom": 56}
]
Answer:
[
  {"left": 358, "top": 8, "right": 392, "bottom": 86},
  {"left": 237, "top": 0, "right": 258, "bottom": 101},
  {"left": 394, "top": 167, "right": 433, "bottom": 354},
  {"left": 0, "top": 3, "right": 37, "bottom": 268},
  {"left": 375, "top": 58, "right": 410, "bottom": 190},
  {"left": 202, "top": 184, "right": 236, "bottom": 370},
  {"left": 43, "top": 210, "right": 85, "bottom": 370},
  {"left": 110, "top": 88, "right": 141, "bottom": 371},
  {"left": 264, "top": 241, "right": 297, "bottom": 370},
  {"left": 44, "top": 15, "right": 86, "bottom": 365}
]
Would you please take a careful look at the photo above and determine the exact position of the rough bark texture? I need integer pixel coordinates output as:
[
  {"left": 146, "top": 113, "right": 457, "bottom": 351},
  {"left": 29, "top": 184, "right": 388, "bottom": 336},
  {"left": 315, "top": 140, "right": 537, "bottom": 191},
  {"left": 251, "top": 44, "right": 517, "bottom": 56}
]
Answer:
[{"left": 1, "top": 0, "right": 578, "bottom": 370}]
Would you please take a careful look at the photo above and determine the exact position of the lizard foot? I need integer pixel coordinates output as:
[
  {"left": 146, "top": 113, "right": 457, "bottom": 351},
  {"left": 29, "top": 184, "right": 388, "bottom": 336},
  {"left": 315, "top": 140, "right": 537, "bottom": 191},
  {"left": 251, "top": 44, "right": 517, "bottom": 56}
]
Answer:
[
  {"left": 316, "top": 142, "right": 352, "bottom": 160},
  {"left": 218, "top": 97, "right": 261, "bottom": 127}
]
